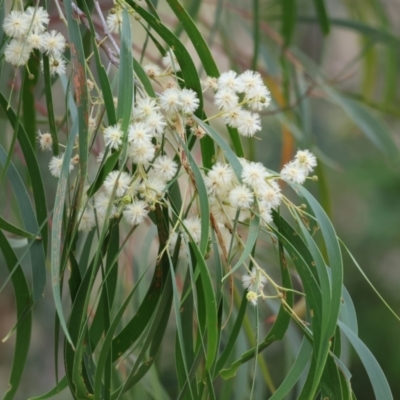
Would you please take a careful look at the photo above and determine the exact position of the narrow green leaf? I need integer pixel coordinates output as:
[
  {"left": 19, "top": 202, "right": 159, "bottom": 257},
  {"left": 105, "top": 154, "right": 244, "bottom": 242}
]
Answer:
[
  {"left": 296, "top": 184, "right": 343, "bottom": 397},
  {"left": 133, "top": 57, "right": 156, "bottom": 97},
  {"left": 281, "top": 0, "right": 297, "bottom": 46},
  {"left": 111, "top": 203, "right": 170, "bottom": 360},
  {"left": 87, "top": 150, "right": 120, "bottom": 198},
  {"left": 83, "top": 2, "right": 116, "bottom": 125},
  {"left": 222, "top": 213, "right": 260, "bottom": 281},
  {"left": 42, "top": 54, "right": 59, "bottom": 155},
  {"left": 22, "top": 54, "right": 39, "bottom": 146},
  {"left": 339, "top": 321, "right": 393, "bottom": 400},
  {"left": 0, "top": 146, "right": 46, "bottom": 301},
  {"left": 168, "top": 255, "right": 196, "bottom": 399},
  {"left": 220, "top": 215, "right": 294, "bottom": 379},
  {"left": 312, "top": 0, "right": 330, "bottom": 35},
  {"left": 214, "top": 292, "right": 247, "bottom": 375},
  {"left": 64, "top": 0, "right": 89, "bottom": 179},
  {"left": 93, "top": 266, "right": 150, "bottom": 400},
  {"left": 0, "top": 216, "right": 36, "bottom": 239},
  {"left": 0, "top": 230, "right": 32, "bottom": 400},
  {"left": 180, "top": 235, "right": 218, "bottom": 372},
  {"left": 118, "top": 10, "right": 134, "bottom": 133},
  {"left": 177, "top": 136, "right": 209, "bottom": 253},
  {"left": 269, "top": 338, "right": 312, "bottom": 400},
  {"left": 196, "top": 118, "right": 243, "bottom": 179},
  {"left": 0, "top": 92, "right": 48, "bottom": 250},
  {"left": 50, "top": 118, "right": 79, "bottom": 347}
]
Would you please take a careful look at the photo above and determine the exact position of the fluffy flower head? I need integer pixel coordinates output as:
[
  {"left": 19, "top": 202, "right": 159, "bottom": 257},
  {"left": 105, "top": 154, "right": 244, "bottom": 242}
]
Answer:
[
  {"left": 103, "top": 171, "right": 131, "bottom": 198},
  {"left": 123, "top": 200, "right": 149, "bottom": 226},
  {"left": 280, "top": 162, "right": 307, "bottom": 184},
  {"left": 24, "top": 6, "right": 49, "bottom": 34},
  {"left": 159, "top": 88, "right": 182, "bottom": 114},
  {"left": 229, "top": 185, "right": 254, "bottom": 209},
  {"left": 205, "top": 163, "right": 235, "bottom": 196},
  {"left": 237, "top": 110, "right": 262, "bottom": 137},
  {"left": 37, "top": 130, "right": 53, "bottom": 151},
  {"left": 162, "top": 51, "right": 180, "bottom": 72},
  {"left": 4, "top": 39, "right": 32, "bottom": 66},
  {"left": 182, "top": 216, "right": 202, "bottom": 244},
  {"left": 179, "top": 88, "right": 200, "bottom": 114},
  {"left": 294, "top": 150, "right": 317, "bottom": 173},
  {"left": 49, "top": 153, "right": 74, "bottom": 178},
  {"left": 218, "top": 70, "right": 241, "bottom": 92},
  {"left": 107, "top": 10, "right": 123, "bottom": 34},
  {"left": 152, "top": 156, "right": 178, "bottom": 182},
  {"left": 42, "top": 30, "right": 66, "bottom": 56},
  {"left": 104, "top": 123, "right": 123, "bottom": 149},
  {"left": 242, "top": 268, "right": 267, "bottom": 292},
  {"left": 3, "top": 11, "right": 30, "bottom": 38},
  {"left": 129, "top": 140, "right": 155, "bottom": 165},
  {"left": 241, "top": 162, "right": 269, "bottom": 189}
]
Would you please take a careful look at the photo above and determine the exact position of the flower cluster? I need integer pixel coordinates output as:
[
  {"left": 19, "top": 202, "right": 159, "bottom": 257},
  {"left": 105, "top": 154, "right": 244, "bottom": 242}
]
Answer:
[
  {"left": 3, "top": 6, "right": 66, "bottom": 75},
  {"left": 280, "top": 149, "right": 317, "bottom": 184},
  {"left": 202, "top": 70, "right": 271, "bottom": 137},
  {"left": 29, "top": 8, "right": 317, "bottom": 306}
]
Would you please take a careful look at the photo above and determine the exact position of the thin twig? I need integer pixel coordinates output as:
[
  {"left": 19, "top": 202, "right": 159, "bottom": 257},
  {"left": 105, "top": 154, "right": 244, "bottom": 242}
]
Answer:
[{"left": 94, "top": 1, "right": 120, "bottom": 54}]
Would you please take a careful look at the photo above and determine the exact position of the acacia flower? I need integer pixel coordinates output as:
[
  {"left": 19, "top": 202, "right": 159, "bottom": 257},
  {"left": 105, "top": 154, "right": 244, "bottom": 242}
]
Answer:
[
  {"left": 201, "top": 76, "right": 218, "bottom": 92},
  {"left": 145, "top": 113, "right": 167, "bottom": 137},
  {"left": 294, "top": 150, "right": 317, "bottom": 173},
  {"left": 106, "top": 10, "right": 123, "bottom": 34},
  {"left": 152, "top": 156, "right": 178, "bottom": 182},
  {"left": 214, "top": 89, "right": 239, "bottom": 111},
  {"left": 129, "top": 139, "right": 155, "bottom": 165},
  {"left": 242, "top": 268, "right": 267, "bottom": 292},
  {"left": 143, "top": 63, "right": 161, "bottom": 78},
  {"left": 133, "top": 98, "right": 160, "bottom": 120},
  {"left": 236, "top": 110, "right": 262, "bottom": 137},
  {"left": 42, "top": 30, "right": 66, "bottom": 56},
  {"left": 246, "top": 291, "right": 258, "bottom": 306},
  {"left": 37, "top": 130, "right": 53, "bottom": 151},
  {"left": 205, "top": 163, "right": 235, "bottom": 196},
  {"left": 4, "top": 39, "right": 32, "bottom": 66},
  {"left": 3, "top": 11, "right": 30, "bottom": 38},
  {"left": 27, "top": 33, "right": 45, "bottom": 50},
  {"left": 104, "top": 123, "right": 123, "bottom": 149},
  {"left": 123, "top": 200, "right": 149, "bottom": 226},
  {"left": 49, "top": 153, "right": 74, "bottom": 178},
  {"left": 94, "top": 192, "right": 117, "bottom": 221},
  {"left": 280, "top": 162, "right": 307, "bottom": 184},
  {"left": 241, "top": 162, "right": 269, "bottom": 189},
  {"left": 159, "top": 88, "right": 182, "bottom": 114},
  {"left": 182, "top": 216, "right": 202, "bottom": 244},
  {"left": 229, "top": 185, "right": 254, "bottom": 209},
  {"left": 103, "top": 171, "right": 131, "bottom": 198},
  {"left": 162, "top": 51, "right": 180, "bottom": 72},
  {"left": 128, "top": 122, "right": 152, "bottom": 143},
  {"left": 78, "top": 208, "right": 96, "bottom": 232},
  {"left": 256, "top": 184, "right": 282, "bottom": 209},
  {"left": 217, "top": 70, "right": 241, "bottom": 92},
  {"left": 236, "top": 70, "right": 264, "bottom": 94},
  {"left": 24, "top": 6, "right": 49, "bottom": 34},
  {"left": 179, "top": 88, "right": 200, "bottom": 114}
]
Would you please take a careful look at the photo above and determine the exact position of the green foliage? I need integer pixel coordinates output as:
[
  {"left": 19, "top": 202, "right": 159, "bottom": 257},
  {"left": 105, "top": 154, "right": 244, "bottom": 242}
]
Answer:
[{"left": 1, "top": 1, "right": 399, "bottom": 399}]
